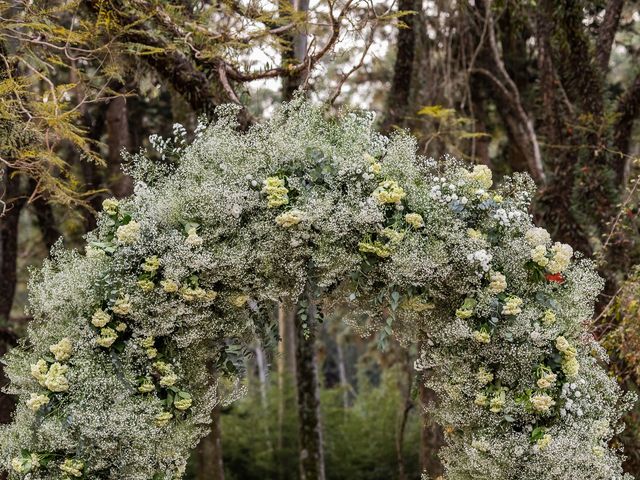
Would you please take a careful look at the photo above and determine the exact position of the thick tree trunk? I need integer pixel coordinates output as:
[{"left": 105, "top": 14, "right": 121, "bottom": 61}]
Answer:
[
  {"left": 31, "top": 196, "right": 60, "bottom": 252},
  {"left": 294, "top": 290, "right": 325, "bottom": 480},
  {"left": 0, "top": 168, "right": 27, "bottom": 321},
  {"left": 0, "top": 167, "right": 27, "bottom": 450},
  {"left": 106, "top": 86, "right": 133, "bottom": 198},
  {"left": 197, "top": 404, "right": 225, "bottom": 480},
  {"left": 381, "top": 0, "right": 420, "bottom": 134}
]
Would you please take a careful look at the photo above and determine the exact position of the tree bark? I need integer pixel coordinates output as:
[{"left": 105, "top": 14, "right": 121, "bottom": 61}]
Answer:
[
  {"left": 596, "top": 0, "right": 625, "bottom": 73},
  {"left": 0, "top": 167, "right": 27, "bottom": 445},
  {"left": 0, "top": 167, "right": 27, "bottom": 321},
  {"left": 281, "top": 0, "right": 311, "bottom": 100},
  {"left": 31, "top": 196, "right": 60, "bottom": 252},
  {"left": 418, "top": 373, "right": 444, "bottom": 477},
  {"left": 381, "top": 0, "right": 420, "bottom": 134},
  {"left": 106, "top": 86, "right": 133, "bottom": 198},
  {"left": 276, "top": 303, "right": 298, "bottom": 479},
  {"left": 197, "top": 403, "right": 225, "bottom": 480},
  {"left": 394, "top": 350, "right": 413, "bottom": 480},
  {"left": 294, "top": 290, "right": 325, "bottom": 480}
]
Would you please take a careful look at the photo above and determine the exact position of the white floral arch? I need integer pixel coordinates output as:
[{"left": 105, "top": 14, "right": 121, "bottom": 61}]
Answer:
[{"left": 0, "top": 99, "right": 633, "bottom": 480}]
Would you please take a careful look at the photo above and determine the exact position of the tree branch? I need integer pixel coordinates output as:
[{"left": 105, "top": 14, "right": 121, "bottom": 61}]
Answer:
[{"left": 596, "top": 0, "right": 625, "bottom": 73}]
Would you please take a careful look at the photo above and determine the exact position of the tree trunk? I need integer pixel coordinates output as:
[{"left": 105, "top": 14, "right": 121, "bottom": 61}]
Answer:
[
  {"left": 0, "top": 167, "right": 27, "bottom": 321},
  {"left": 394, "top": 349, "right": 413, "bottom": 480},
  {"left": 281, "top": 0, "right": 311, "bottom": 100},
  {"left": 0, "top": 167, "right": 27, "bottom": 449},
  {"left": 197, "top": 404, "right": 225, "bottom": 480},
  {"left": 294, "top": 289, "right": 325, "bottom": 480},
  {"left": 31, "top": 196, "right": 60, "bottom": 252},
  {"left": 418, "top": 373, "right": 444, "bottom": 477},
  {"left": 381, "top": 0, "right": 420, "bottom": 134},
  {"left": 335, "top": 330, "right": 350, "bottom": 409},
  {"left": 106, "top": 86, "right": 133, "bottom": 198},
  {"left": 277, "top": 303, "right": 298, "bottom": 479}
]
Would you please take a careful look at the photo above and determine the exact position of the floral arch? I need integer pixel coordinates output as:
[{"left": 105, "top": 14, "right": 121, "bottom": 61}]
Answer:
[{"left": 0, "top": 99, "right": 633, "bottom": 480}]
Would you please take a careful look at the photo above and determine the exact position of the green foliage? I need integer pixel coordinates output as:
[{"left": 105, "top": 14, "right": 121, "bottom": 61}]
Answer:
[{"left": 201, "top": 367, "right": 420, "bottom": 480}]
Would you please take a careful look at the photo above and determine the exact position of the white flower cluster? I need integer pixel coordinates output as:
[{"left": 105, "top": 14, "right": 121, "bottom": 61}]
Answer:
[{"left": 0, "top": 99, "right": 632, "bottom": 480}]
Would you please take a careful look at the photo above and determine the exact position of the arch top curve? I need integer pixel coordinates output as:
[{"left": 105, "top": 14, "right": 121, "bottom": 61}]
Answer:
[{"left": 0, "top": 98, "right": 633, "bottom": 480}]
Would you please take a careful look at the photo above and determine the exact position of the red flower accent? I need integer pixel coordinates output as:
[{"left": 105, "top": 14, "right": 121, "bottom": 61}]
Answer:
[{"left": 546, "top": 273, "right": 565, "bottom": 284}]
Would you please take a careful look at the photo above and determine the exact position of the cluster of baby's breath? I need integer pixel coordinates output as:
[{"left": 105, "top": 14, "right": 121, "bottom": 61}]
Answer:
[{"left": 0, "top": 97, "right": 634, "bottom": 479}]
